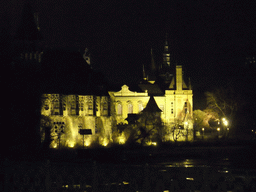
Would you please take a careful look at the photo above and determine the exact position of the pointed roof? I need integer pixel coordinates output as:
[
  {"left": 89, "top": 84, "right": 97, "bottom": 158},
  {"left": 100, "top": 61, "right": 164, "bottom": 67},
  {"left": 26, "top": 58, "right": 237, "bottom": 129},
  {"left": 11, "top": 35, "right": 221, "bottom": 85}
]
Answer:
[
  {"left": 15, "top": 3, "right": 42, "bottom": 41},
  {"left": 151, "top": 48, "right": 156, "bottom": 72},
  {"left": 168, "top": 76, "right": 175, "bottom": 89},
  {"left": 142, "top": 96, "right": 162, "bottom": 113},
  {"left": 164, "top": 33, "right": 169, "bottom": 52},
  {"left": 142, "top": 64, "right": 147, "bottom": 80}
]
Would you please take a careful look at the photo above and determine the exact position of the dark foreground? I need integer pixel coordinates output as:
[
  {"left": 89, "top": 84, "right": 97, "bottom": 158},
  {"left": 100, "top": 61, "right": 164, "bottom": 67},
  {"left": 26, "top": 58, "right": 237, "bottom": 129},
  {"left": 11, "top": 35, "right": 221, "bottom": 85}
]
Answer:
[{"left": 2, "top": 141, "right": 256, "bottom": 191}]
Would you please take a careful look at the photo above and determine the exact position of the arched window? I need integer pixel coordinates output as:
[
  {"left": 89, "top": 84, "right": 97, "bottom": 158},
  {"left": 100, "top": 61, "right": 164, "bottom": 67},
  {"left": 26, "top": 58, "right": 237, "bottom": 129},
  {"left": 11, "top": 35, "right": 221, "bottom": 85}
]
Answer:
[
  {"left": 138, "top": 101, "right": 143, "bottom": 112},
  {"left": 103, "top": 102, "right": 108, "bottom": 110},
  {"left": 53, "top": 99, "right": 60, "bottom": 115},
  {"left": 117, "top": 102, "right": 122, "bottom": 115},
  {"left": 128, "top": 102, "right": 133, "bottom": 114}
]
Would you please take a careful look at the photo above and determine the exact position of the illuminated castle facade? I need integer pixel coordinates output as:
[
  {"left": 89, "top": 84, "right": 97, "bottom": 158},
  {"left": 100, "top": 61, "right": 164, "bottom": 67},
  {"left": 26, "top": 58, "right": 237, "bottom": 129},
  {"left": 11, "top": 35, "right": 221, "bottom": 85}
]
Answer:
[
  {"left": 40, "top": 37, "right": 193, "bottom": 147},
  {"left": 14, "top": 3, "right": 193, "bottom": 147},
  {"left": 109, "top": 37, "right": 193, "bottom": 142}
]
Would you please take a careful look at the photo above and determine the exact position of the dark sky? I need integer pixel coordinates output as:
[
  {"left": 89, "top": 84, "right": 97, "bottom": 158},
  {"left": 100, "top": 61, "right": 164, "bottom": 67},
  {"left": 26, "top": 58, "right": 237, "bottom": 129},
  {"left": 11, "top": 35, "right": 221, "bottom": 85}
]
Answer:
[{"left": 1, "top": 0, "right": 256, "bottom": 87}]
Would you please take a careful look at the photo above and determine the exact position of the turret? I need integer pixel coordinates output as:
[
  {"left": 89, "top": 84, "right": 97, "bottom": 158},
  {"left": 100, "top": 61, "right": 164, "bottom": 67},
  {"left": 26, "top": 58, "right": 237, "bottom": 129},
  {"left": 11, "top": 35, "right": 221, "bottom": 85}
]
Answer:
[
  {"left": 163, "top": 33, "right": 171, "bottom": 67},
  {"left": 176, "top": 65, "right": 183, "bottom": 91},
  {"left": 15, "top": 3, "right": 43, "bottom": 63}
]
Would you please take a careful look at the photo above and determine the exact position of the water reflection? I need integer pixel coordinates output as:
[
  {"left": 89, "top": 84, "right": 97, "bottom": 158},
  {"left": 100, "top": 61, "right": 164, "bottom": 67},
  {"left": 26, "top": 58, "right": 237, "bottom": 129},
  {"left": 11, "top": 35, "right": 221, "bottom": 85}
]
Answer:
[{"left": 161, "top": 158, "right": 211, "bottom": 168}]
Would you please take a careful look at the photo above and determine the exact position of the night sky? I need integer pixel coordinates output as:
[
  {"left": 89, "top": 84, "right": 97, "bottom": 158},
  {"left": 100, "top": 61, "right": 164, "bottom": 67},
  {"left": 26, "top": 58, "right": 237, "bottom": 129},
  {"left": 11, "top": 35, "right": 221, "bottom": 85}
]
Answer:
[{"left": 1, "top": 0, "right": 256, "bottom": 101}]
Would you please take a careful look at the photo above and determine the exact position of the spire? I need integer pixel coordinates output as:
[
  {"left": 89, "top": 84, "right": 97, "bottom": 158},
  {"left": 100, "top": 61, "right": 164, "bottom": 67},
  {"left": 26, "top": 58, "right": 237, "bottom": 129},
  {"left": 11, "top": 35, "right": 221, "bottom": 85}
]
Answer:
[
  {"left": 151, "top": 48, "right": 156, "bottom": 72},
  {"left": 142, "top": 64, "right": 147, "bottom": 80},
  {"left": 15, "top": 2, "right": 42, "bottom": 41},
  {"left": 188, "top": 77, "right": 192, "bottom": 90},
  {"left": 34, "top": 12, "right": 40, "bottom": 32},
  {"left": 163, "top": 33, "right": 170, "bottom": 67}
]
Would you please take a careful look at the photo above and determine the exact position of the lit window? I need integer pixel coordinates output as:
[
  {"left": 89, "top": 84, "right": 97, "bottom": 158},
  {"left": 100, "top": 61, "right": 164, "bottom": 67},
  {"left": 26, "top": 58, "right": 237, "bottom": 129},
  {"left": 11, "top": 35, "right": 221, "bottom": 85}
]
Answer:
[
  {"left": 80, "top": 103, "right": 84, "bottom": 111},
  {"left": 54, "top": 100, "right": 59, "bottom": 109},
  {"left": 138, "top": 103, "right": 143, "bottom": 112},
  {"left": 117, "top": 103, "right": 122, "bottom": 115},
  {"left": 128, "top": 103, "right": 133, "bottom": 114},
  {"left": 71, "top": 101, "right": 76, "bottom": 109},
  {"left": 103, "top": 102, "right": 108, "bottom": 110},
  {"left": 88, "top": 103, "right": 93, "bottom": 110},
  {"left": 70, "top": 101, "right": 76, "bottom": 115}
]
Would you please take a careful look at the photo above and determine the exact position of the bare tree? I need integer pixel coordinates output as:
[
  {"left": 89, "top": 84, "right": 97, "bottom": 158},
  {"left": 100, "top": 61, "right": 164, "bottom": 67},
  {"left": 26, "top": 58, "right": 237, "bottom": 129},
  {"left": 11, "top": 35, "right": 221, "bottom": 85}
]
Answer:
[{"left": 205, "top": 86, "right": 238, "bottom": 128}]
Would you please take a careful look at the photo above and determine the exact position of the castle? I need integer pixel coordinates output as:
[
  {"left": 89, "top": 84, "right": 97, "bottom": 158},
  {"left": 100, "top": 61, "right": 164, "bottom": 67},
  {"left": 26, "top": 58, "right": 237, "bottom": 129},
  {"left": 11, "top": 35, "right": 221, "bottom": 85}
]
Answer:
[
  {"left": 14, "top": 3, "right": 193, "bottom": 148},
  {"left": 40, "top": 36, "right": 193, "bottom": 147}
]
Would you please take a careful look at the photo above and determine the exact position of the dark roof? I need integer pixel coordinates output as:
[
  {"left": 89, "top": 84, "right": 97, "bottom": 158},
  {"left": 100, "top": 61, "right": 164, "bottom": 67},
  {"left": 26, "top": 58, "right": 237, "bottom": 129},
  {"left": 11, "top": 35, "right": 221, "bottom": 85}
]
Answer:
[
  {"left": 138, "top": 83, "right": 164, "bottom": 96},
  {"left": 142, "top": 96, "right": 162, "bottom": 113},
  {"left": 40, "top": 49, "right": 109, "bottom": 96}
]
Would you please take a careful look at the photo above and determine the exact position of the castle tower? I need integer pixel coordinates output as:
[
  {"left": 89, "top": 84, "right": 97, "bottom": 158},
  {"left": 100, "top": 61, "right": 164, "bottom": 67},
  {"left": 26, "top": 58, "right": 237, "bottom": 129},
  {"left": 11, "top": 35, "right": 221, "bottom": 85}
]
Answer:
[
  {"left": 163, "top": 33, "right": 171, "bottom": 68},
  {"left": 15, "top": 2, "right": 43, "bottom": 63}
]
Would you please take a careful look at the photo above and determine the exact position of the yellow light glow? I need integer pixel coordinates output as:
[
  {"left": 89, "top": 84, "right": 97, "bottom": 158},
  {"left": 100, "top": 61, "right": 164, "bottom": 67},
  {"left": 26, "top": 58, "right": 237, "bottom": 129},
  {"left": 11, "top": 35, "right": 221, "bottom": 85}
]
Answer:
[
  {"left": 252, "top": 130, "right": 254, "bottom": 132},
  {"left": 217, "top": 128, "right": 220, "bottom": 131},
  {"left": 101, "top": 138, "right": 109, "bottom": 147},
  {"left": 85, "top": 140, "right": 91, "bottom": 147},
  {"left": 118, "top": 132, "right": 126, "bottom": 144},
  {"left": 186, "top": 178, "right": 194, "bottom": 181},
  {"left": 184, "top": 121, "right": 188, "bottom": 125},
  {"left": 69, "top": 141, "right": 75, "bottom": 148},
  {"left": 145, "top": 140, "right": 152, "bottom": 146},
  {"left": 152, "top": 142, "right": 157, "bottom": 146},
  {"left": 118, "top": 137, "right": 126, "bottom": 144},
  {"left": 222, "top": 118, "right": 228, "bottom": 126},
  {"left": 53, "top": 143, "right": 57, "bottom": 148},
  {"left": 202, "top": 128, "right": 204, "bottom": 131},
  {"left": 227, "top": 128, "right": 229, "bottom": 131}
]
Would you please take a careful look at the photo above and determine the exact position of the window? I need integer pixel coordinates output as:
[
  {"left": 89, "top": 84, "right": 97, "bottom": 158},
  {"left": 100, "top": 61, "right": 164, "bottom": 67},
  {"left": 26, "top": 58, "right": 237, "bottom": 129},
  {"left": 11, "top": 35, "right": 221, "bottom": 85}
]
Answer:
[
  {"left": 71, "top": 101, "right": 76, "bottom": 109},
  {"left": 128, "top": 103, "right": 133, "bottom": 114},
  {"left": 88, "top": 96, "right": 93, "bottom": 111},
  {"left": 138, "top": 103, "right": 143, "bottom": 112},
  {"left": 53, "top": 100, "right": 60, "bottom": 115},
  {"left": 79, "top": 103, "right": 84, "bottom": 111},
  {"left": 103, "top": 102, "right": 108, "bottom": 110},
  {"left": 184, "top": 102, "right": 188, "bottom": 114},
  {"left": 117, "top": 103, "right": 122, "bottom": 115},
  {"left": 88, "top": 103, "right": 93, "bottom": 110},
  {"left": 71, "top": 101, "right": 76, "bottom": 115},
  {"left": 159, "top": 105, "right": 164, "bottom": 113},
  {"left": 54, "top": 100, "right": 59, "bottom": 109},
  {"left": 44, "top": 105, "right": 49, "bottom": 110}
]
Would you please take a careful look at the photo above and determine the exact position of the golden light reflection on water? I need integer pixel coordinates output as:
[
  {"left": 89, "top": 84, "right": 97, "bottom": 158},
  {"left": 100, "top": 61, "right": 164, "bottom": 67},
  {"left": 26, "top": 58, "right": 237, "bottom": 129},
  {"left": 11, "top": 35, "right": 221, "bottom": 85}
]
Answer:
[{"left": 164, "top": 159, "right": 196, "bottom": 167}]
